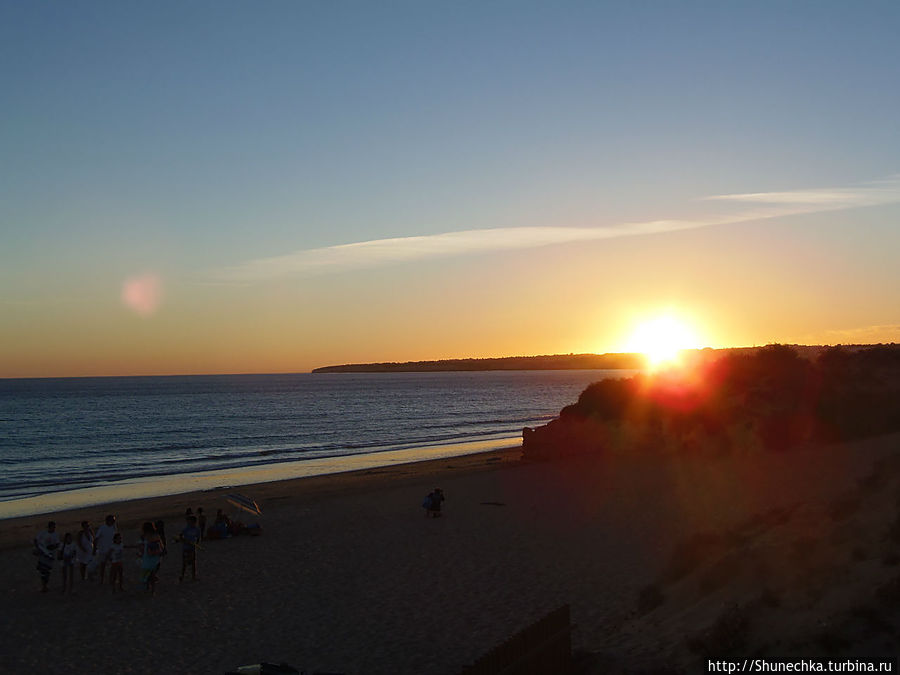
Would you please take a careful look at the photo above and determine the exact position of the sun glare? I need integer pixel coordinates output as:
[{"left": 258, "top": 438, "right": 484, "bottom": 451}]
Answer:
[{"left": 625, "top": 314, "right": 700, "bottom": 369}]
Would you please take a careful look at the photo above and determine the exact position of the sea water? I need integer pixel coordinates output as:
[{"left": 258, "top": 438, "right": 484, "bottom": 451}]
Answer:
[{"left": 0, "top": 370, "right": 629, "bottom": 516}]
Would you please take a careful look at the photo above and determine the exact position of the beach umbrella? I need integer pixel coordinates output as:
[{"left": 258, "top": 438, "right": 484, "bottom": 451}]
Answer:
[{"left": 226, "top": 493, "right": 261, "bottom": 516}]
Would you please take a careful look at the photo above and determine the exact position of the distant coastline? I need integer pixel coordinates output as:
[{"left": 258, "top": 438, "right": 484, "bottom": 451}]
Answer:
[
  {"left": 312, "top": 352, "right": 646, "bottom": 373},
  {"left": 310, "top": 346, "right": 844, "bottom": 373}
]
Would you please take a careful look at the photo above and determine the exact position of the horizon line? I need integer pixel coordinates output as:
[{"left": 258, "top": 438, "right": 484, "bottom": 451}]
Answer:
[{"left": 3, "top": 342, "right": 897, "bottom": 381}]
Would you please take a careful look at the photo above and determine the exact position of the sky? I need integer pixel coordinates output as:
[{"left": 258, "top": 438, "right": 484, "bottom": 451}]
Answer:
[{"left": 1, "top": 1, "right": 899, "bottom": 377}]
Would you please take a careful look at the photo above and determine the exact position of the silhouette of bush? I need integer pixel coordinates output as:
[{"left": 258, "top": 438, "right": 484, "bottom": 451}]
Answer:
[{"left": 571, "top": 377, "right": 640, "bottom": 421}]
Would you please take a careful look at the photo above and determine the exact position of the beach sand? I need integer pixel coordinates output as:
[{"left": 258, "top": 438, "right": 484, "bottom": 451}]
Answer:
[{"left": 2, "top": 435, "right": 899, "bottom": 674}]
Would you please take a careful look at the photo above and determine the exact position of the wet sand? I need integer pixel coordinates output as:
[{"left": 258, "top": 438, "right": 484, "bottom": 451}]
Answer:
[{"left": 2, "top": 434, "right": 899, "bottom": 674}]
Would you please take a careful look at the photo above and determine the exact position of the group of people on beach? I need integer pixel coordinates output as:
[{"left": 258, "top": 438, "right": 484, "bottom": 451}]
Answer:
[{"left": 33, "top": 507, "right": 208, "bottom": 595}]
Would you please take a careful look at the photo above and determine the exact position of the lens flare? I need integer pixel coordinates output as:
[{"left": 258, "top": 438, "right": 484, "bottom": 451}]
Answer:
[{"left": 121, "top": 274, "right": 162, "bottom": 317}]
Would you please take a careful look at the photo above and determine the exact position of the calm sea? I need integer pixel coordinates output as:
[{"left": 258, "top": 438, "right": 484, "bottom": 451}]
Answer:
[{"left": 0, "top": 370, "right": 627, "bottom": 505}]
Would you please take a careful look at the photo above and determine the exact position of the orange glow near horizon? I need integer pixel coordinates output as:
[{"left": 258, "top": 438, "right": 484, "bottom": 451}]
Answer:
[{"left": 623, "top": 313, "right": 703, "bottom": 369}]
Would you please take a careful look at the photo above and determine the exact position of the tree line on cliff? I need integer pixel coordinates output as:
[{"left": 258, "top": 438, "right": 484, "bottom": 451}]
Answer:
[{"left": 523, "top": 344, "right": 900, "bottom": 458}]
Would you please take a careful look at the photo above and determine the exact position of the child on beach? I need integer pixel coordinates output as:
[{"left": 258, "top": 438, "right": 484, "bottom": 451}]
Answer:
[
  {"left": 178, "top": 515, "right": 201, "bottom": 582},
  {"left": 60, "top": 532, "right": 77, "bottom": 594},
  {"left": 108, "top": 532, "right": 125, "bottom": 593}
]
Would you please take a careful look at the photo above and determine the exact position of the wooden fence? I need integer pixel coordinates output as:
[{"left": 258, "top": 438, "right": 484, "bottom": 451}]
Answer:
[{"left": 459, "top": 605, "right": 572, "bottom": 675}]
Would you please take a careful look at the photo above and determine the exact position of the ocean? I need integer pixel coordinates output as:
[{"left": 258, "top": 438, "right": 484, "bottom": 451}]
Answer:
[{"left": 0, "top": 370, "right": 629, "bottom": 516}]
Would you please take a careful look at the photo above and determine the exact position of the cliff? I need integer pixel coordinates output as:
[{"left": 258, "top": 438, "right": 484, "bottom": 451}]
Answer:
[{"left": 522, "top": 344, "right": 900, "bottom": 460}]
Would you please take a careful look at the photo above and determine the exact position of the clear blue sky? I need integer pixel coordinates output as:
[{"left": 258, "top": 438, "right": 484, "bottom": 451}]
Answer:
[{"left": 2, "top": 2, "right": 899, "bottom": 376}]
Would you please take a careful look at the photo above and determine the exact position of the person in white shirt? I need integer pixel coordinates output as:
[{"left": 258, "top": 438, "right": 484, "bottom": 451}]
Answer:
[
  {"left": 34, "top": 521, "right": 60, "bottom": 592},
  {"left": 93, "top": 514, "right": 118, "bottom": 583}
]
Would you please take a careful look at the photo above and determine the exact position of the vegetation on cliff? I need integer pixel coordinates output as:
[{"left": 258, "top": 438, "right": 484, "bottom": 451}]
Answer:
[{"left": 523, "top": 344, "right": 900, "bottom": 458}]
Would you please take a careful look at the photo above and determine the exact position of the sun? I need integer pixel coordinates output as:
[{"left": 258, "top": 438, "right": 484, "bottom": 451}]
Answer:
[{"left": 625, "top": 314, "right": 700, "bottom": 369}]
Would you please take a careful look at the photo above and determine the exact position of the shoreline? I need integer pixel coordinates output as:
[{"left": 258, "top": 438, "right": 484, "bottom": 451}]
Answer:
[
  {"left": 0, "top": 435, "right": 521, "bottom": 521},
  {"left": 0, "top": 444, "right": 523, "bottom": 551}
]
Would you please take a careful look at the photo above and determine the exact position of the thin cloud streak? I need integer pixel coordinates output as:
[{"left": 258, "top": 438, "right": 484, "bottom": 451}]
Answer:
[
  {"left": 704, "top": 175, "right": 900, "bottom": 206},
  {"left": 211, "top": 176, "right": 900, "bottom": 283}
]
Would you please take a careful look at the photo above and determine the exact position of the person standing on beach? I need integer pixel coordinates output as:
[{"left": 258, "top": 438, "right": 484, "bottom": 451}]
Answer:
[
  {"left": 33, "top": 521, "right": 60, "bottom": 592},
  {"left": 178, "top": 515, "right": 201, "bottom": 582},
  {"left": 424, "top": 488, "right": 445, "bottom": 517},
  {"left": 154, "top": 519, "right": 167, "bottom": 562},
  {"left": 138, "top": 522, "right": 163, "bottom": 594},
  {"left": 108, "top": 532, "right": 125, "bottom": 593},
  {"left": 196, "top": 507, "right": 207, "bottom": 541},
  {"left": 93, "top": 514, "right": 118, "bottom": 583},
  {"left": 60, "top": 532, "right": 77, "bottom": 594},
  {"left": 76, "top": 521, "right": 94, "bottom": 581}
]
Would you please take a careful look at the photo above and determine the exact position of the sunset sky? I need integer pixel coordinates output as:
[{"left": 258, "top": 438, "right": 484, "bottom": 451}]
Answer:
[{"left": 2, "top": 2, "right": 899, "bottom": 377}]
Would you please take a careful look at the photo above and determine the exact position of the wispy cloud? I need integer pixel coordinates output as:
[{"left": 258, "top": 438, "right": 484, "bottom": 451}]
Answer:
[
  {"left": 704, "top": 174, "right": 900, "bottom": 207},
  {"left": 210, "top": 175, "right": 900, "bottom": 283}
]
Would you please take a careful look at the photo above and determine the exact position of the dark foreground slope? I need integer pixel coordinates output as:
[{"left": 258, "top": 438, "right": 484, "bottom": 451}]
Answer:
[{"left": 519, "top": 344, "right": 900, "bottom": 671}]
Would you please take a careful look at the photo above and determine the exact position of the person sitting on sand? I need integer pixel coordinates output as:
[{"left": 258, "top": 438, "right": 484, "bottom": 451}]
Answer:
[
  {"left": 76, "top": 520, "right": 94, "bottom": 581},
  {"left": 208, "top": 509, "right": 229, "bottom": 539},
  {"left": 229, "top": 517, "right": 245, "bottom": 535},
  {"left": 33, "top": 521, "right": 60, "bottom": 592}
]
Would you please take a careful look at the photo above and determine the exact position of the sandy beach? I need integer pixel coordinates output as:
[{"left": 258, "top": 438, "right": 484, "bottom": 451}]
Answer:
[{"left": 3, "top": 434, "right": 900, "bottom": 674}]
